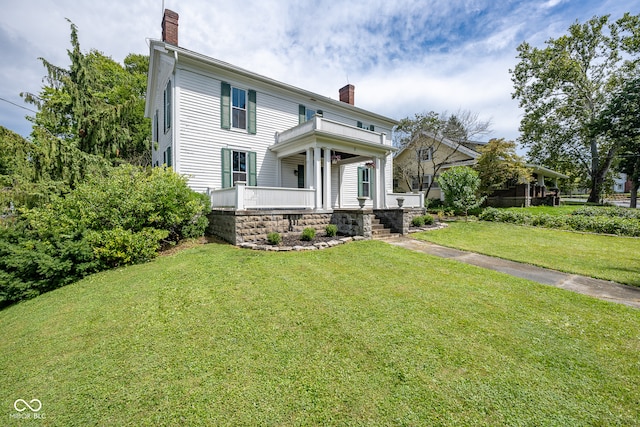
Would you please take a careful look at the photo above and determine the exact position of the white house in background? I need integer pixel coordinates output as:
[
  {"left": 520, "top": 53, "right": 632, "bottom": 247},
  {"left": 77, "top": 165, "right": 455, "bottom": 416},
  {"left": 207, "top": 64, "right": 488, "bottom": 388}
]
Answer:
[
  {"left": 613, "top": 173, "right": 628, "bottom": 193},
  {"left": 144, "top": 9, "right": 423, "bottom": 216}
]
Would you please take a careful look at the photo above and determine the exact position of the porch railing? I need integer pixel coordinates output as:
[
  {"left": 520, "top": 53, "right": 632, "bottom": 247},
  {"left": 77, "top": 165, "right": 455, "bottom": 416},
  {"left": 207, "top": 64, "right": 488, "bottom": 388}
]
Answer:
[
  {"left": 209, "top": 182, "right": 315, "bottom": 210},
  {"left": 386, "top": 192, "right": 425, "bottom": 208}
]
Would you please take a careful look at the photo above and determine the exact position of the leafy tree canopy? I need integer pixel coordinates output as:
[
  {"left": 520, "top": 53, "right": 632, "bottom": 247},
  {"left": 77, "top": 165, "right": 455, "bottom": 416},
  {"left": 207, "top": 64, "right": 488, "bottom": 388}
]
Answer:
[
  {"left": 475, "top": 138, "right": 531, "bottom": 196},
  {"left": 21, "top": 20, "right": 151, "bottom": 173},
  {"left": 511, "top": 13, "right": 639, "bottom": 203},
  {"left": 437, "top": 166, "right": 486, "bottom": 219}
]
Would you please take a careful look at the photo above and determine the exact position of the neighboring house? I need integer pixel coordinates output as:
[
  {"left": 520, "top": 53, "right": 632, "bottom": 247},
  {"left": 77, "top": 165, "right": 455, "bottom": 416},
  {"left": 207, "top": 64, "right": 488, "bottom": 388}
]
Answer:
[
  {"left": 145, "top": 10, "right": 423, "bottom": 243},
  {"left": 613, "top": 173, "right": 629, "bottom": 193},
  {"left": 393, "top": 133, "right": 568, "bottom": 207}
]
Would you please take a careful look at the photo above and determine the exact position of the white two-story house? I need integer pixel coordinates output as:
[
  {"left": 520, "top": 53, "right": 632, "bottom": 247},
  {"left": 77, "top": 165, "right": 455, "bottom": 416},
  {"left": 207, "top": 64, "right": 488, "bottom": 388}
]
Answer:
[{"left": 145, "top": 10, "right": 424, "bottom": 243}]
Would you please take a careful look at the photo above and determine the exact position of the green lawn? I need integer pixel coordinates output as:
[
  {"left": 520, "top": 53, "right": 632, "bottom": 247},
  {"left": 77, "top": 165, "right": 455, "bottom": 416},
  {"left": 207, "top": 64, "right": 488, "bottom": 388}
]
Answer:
[
  {"left": 1, "top": 241, "right": 639, "bottom": 426},
  {"left": 414, "top": 221, "right": 640, "bottom": 286}
]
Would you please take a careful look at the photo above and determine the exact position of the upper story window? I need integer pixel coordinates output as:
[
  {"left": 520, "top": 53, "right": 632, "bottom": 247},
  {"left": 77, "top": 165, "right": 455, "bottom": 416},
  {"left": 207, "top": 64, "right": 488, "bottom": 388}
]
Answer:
[
  {"left": 232, "top": 87, "right": 247, "bottom": 130},
  {"left": 298, "top": 105, "right": 323, "bottom": 124},
  {"left": 357, "top": 121, "right": 375, "bottom": 131},
  {"left": 418, "top": 147, "right": 433, "bottom": 161},
  {"left": 221, "top": 82, "right": 256, "bottom": 134},
  {"left": 163, "top": 80, "right": 172, "bottom": 133}
]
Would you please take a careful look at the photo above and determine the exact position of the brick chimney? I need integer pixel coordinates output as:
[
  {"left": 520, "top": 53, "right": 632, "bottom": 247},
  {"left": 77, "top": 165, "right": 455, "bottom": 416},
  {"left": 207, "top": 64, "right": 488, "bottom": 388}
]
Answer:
[
  {"left": 162, "top": 9, "right": 179, "bottom": 45},
  {"left": 339, "top": 84, "right": 355, "bottom": 105}
]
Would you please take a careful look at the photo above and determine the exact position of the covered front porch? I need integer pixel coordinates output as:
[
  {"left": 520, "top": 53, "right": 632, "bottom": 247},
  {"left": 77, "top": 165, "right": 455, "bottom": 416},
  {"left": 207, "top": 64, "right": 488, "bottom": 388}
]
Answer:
[{"left": 208, "top": 115, "right": 424, "bottom": 210}]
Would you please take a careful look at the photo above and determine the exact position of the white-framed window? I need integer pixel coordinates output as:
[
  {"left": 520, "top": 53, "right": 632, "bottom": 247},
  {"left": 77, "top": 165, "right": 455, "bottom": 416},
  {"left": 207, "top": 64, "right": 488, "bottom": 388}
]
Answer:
[
  {"left": 222, "top": 148, "right": 257, "bottom": 187},
  {"left": 298, "top": 105, "right": 323, "bottom": 124},
  {"left": 153, "top": 110, "right": 159, "bottom": 144},
  {"left": 232, "top": 150, "right": 247, "bottom": 184},
  {"left": 232, "top": 87, "right": 247, "bottom": 130},
  {"left": 359, "top": 167, "right": 371, "bottom": 198},
  {"left": 357, "top": 121, "right": 375, "bottom": 131},
  {"left": 412, "top": 174, "right": 432, "bottom": 189},
  {"left": 164, "top": 80, "right": 171, "bottom": 133},
  {"left": 418, "top": 147, "right": 432, "bottom": 161}
]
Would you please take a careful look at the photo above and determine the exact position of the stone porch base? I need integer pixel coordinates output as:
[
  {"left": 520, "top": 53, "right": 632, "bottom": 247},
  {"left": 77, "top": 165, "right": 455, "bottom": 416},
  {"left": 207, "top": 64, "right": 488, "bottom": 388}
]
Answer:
[{"left": 206, "top": 208, "right": 425, "bottom": 245}]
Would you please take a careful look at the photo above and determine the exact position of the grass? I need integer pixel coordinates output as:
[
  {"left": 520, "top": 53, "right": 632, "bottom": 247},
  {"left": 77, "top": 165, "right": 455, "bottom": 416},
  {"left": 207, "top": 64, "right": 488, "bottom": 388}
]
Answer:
[
  {"left": 414, "top": 221, "right": 640, "bottom": 286},
  {"left": 1, "top": 241, "right": 639, "bottom": 425}
]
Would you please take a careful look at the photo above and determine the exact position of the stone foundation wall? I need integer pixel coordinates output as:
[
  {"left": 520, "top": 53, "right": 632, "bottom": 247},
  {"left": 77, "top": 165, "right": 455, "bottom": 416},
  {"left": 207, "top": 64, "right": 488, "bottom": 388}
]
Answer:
[
  {"left": 332, "top": 209, "right": 372, "bottom": 239},
  {"left": 207, "top": 210, "right": 334, "bottom": 244},
  {"left": 207, "top": 208, "right": 422, "bottom": 245},
  {"left": 374, "top": 208, "right": 425, "bottom": 234}
]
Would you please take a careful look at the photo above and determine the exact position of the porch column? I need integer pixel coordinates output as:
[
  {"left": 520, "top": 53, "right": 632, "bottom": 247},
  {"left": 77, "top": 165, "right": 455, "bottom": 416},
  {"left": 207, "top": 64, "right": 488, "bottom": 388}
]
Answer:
[
  {"left": 323, "top": 147, "right": 331, "bottom": 210},
  {"left": 379, "top": 156, "right": 387, "bottom": 208},
  {"left": 314, "top": 146, "right": 322, "bottom": 209},
  {"left": 374, "top": 157, "right": 382, "bottom": 209},
  {"left": 305, "top": 147, "right": 313, "bottom": 189}
]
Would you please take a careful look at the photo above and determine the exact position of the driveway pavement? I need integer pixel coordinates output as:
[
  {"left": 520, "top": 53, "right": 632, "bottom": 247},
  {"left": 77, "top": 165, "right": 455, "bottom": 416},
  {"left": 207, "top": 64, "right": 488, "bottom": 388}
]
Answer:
[{"left": 387, "top": 237, "right": 640, "bottom": 309}]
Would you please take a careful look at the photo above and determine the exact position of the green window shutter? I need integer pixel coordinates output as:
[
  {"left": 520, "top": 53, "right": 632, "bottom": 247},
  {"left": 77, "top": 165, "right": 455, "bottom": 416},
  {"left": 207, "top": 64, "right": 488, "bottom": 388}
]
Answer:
[
  {"left": 298, "top": 105, "right": 306, "bottom": 124},
  {"left": 167, "top": 146, "right": 172, "bottom": 168},
  {"left": 221, "top": 82, "right": 231, "bottom": 129},
  {"left": 248, "top": 89, "right": 257, "bottom": 134},
  {"left": 357, "top": 121, "right": 363, "bottom": 128},
  {"left": 297, "top": 165, "right": 305, "bottom": 188},
  {"left": 357, "top": 167, "right": 364, "bottom": 197},
  {"left": 248, "top": 151, "right": 257, "bottom": 186},
  {"left": 221, "top": 148, "right": 232, "bottom": 188}
]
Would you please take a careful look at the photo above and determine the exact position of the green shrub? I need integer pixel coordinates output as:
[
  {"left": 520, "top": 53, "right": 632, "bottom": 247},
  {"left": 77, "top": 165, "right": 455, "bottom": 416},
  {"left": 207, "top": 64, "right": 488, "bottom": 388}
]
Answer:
[
  {"left": 422, "top": 214, "right": 434, "bottom": 225},
  {"left": 301, "top": 227, "right": 316, "bottom": 241},
  {"left": 572, "top": 206, "right": 640, "bottom": 220},
  {"left": 0, "top": 165, "right": 211, "bottom": 307},
  {"left": 325, "top": 224, "right": 338, "bottom": 237},
  {"left": 267, "top": 232, "right": 282, "bottom": 245},
  {"left": 412, "top": 216, "right": 426, "bottom": 227},
  {"left": 479, "top": 207, "right": 640, "bottom": 237}
]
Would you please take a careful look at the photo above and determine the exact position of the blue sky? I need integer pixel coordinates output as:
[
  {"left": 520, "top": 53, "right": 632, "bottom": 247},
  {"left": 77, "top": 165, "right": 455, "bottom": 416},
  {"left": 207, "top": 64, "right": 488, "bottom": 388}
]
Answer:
[{"left": 0, "top": 0, "right": 637, "bottom": 144}]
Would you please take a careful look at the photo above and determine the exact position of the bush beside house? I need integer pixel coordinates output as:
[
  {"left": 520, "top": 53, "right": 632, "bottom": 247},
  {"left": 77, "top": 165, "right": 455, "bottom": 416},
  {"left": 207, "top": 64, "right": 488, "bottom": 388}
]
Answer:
[{"left": 0, "top": 165, "right": 209, "bottom": 307}]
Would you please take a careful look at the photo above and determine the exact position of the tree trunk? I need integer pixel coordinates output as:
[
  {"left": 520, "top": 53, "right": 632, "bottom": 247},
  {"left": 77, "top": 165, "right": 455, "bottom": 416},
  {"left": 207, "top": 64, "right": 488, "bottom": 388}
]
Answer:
[
  {"left": 587, "top": 141, "right": 619, "bottom": 204},
  {"left": 588, "top": 180, "right": 602, "bottom": 203},
  {"left": 630, "top": 157, "right": 640, "bottom": 209}
]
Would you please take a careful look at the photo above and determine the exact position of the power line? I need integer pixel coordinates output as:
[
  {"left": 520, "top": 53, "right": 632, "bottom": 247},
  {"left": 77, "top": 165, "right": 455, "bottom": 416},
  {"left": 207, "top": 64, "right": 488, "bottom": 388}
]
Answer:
[{"left": 0, "top": 97, "right": 37, "bottom": 114}]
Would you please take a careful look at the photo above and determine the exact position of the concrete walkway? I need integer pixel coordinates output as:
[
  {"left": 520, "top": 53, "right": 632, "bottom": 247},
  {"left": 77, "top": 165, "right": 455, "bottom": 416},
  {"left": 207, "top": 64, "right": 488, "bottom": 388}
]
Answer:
[{"left": 387, "top": 237, "right": 640, "bottom": 309}]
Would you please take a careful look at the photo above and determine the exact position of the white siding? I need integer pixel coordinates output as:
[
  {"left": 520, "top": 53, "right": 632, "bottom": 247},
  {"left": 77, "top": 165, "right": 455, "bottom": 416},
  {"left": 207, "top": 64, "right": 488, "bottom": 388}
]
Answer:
[{"left": 163, "top": 56, "right": 395, "bottom": 198}]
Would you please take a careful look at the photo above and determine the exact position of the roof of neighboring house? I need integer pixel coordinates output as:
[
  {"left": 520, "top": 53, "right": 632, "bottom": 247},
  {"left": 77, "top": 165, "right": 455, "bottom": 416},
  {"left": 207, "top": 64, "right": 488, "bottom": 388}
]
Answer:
[
  {"left": 394, "top": 131, "right": 481, "bottom": 159},
  {"left": 526, "top": 164, "right": 570, "bottom": 180},
  {"left": 145, "top": 39, "right": 398, "bottom": 127},
  {"left": 460, "top": 140, "right": 487, "bottom": 152}
]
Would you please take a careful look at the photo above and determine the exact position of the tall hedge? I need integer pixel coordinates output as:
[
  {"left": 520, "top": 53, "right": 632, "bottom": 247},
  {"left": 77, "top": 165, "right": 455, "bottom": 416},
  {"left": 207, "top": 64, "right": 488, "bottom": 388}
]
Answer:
[{"left": 0, "top": 165, "right": 209, "bottom": 307}]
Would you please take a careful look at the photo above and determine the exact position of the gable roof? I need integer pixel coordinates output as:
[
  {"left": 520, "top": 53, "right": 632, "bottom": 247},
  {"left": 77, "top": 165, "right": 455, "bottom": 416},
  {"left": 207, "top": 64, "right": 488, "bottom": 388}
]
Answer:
[
  {"left": 145, "top": 39, "right": 398, "bottom": 127},
  {"left": 394, "top": 131, "right": 481, "bottom": 159}
]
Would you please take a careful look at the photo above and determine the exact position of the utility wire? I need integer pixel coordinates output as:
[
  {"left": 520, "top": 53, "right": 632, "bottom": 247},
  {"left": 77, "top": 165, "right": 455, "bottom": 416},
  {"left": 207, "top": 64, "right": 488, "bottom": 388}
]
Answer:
[{"left": 0, "top": 97, "right": 37, "bottom": 114}]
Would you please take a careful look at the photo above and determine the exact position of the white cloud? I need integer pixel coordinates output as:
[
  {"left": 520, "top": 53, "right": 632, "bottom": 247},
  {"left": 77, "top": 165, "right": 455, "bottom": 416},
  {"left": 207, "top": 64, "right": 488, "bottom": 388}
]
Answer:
[{"left": 1, "top": 0, "right": 638, "bottom": 146}]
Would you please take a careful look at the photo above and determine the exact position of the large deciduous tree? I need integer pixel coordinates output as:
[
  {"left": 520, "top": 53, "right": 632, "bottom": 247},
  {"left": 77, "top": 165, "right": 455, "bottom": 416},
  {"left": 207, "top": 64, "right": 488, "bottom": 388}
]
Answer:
[
  {"left": 511, "top": 13, "right": 639, "bottom": 203},
  {"left": 597, "top": 73, "right": 640, "bottom": 207},
  {"left": 394, "top": 110, "right": 491, "bottom": 198}
]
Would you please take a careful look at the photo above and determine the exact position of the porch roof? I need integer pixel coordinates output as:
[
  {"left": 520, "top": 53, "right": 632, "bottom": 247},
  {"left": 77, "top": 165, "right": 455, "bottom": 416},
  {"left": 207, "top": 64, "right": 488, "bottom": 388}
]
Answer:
[{"left": 270, "top": 116, "right": 397, "bottom": 159}]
